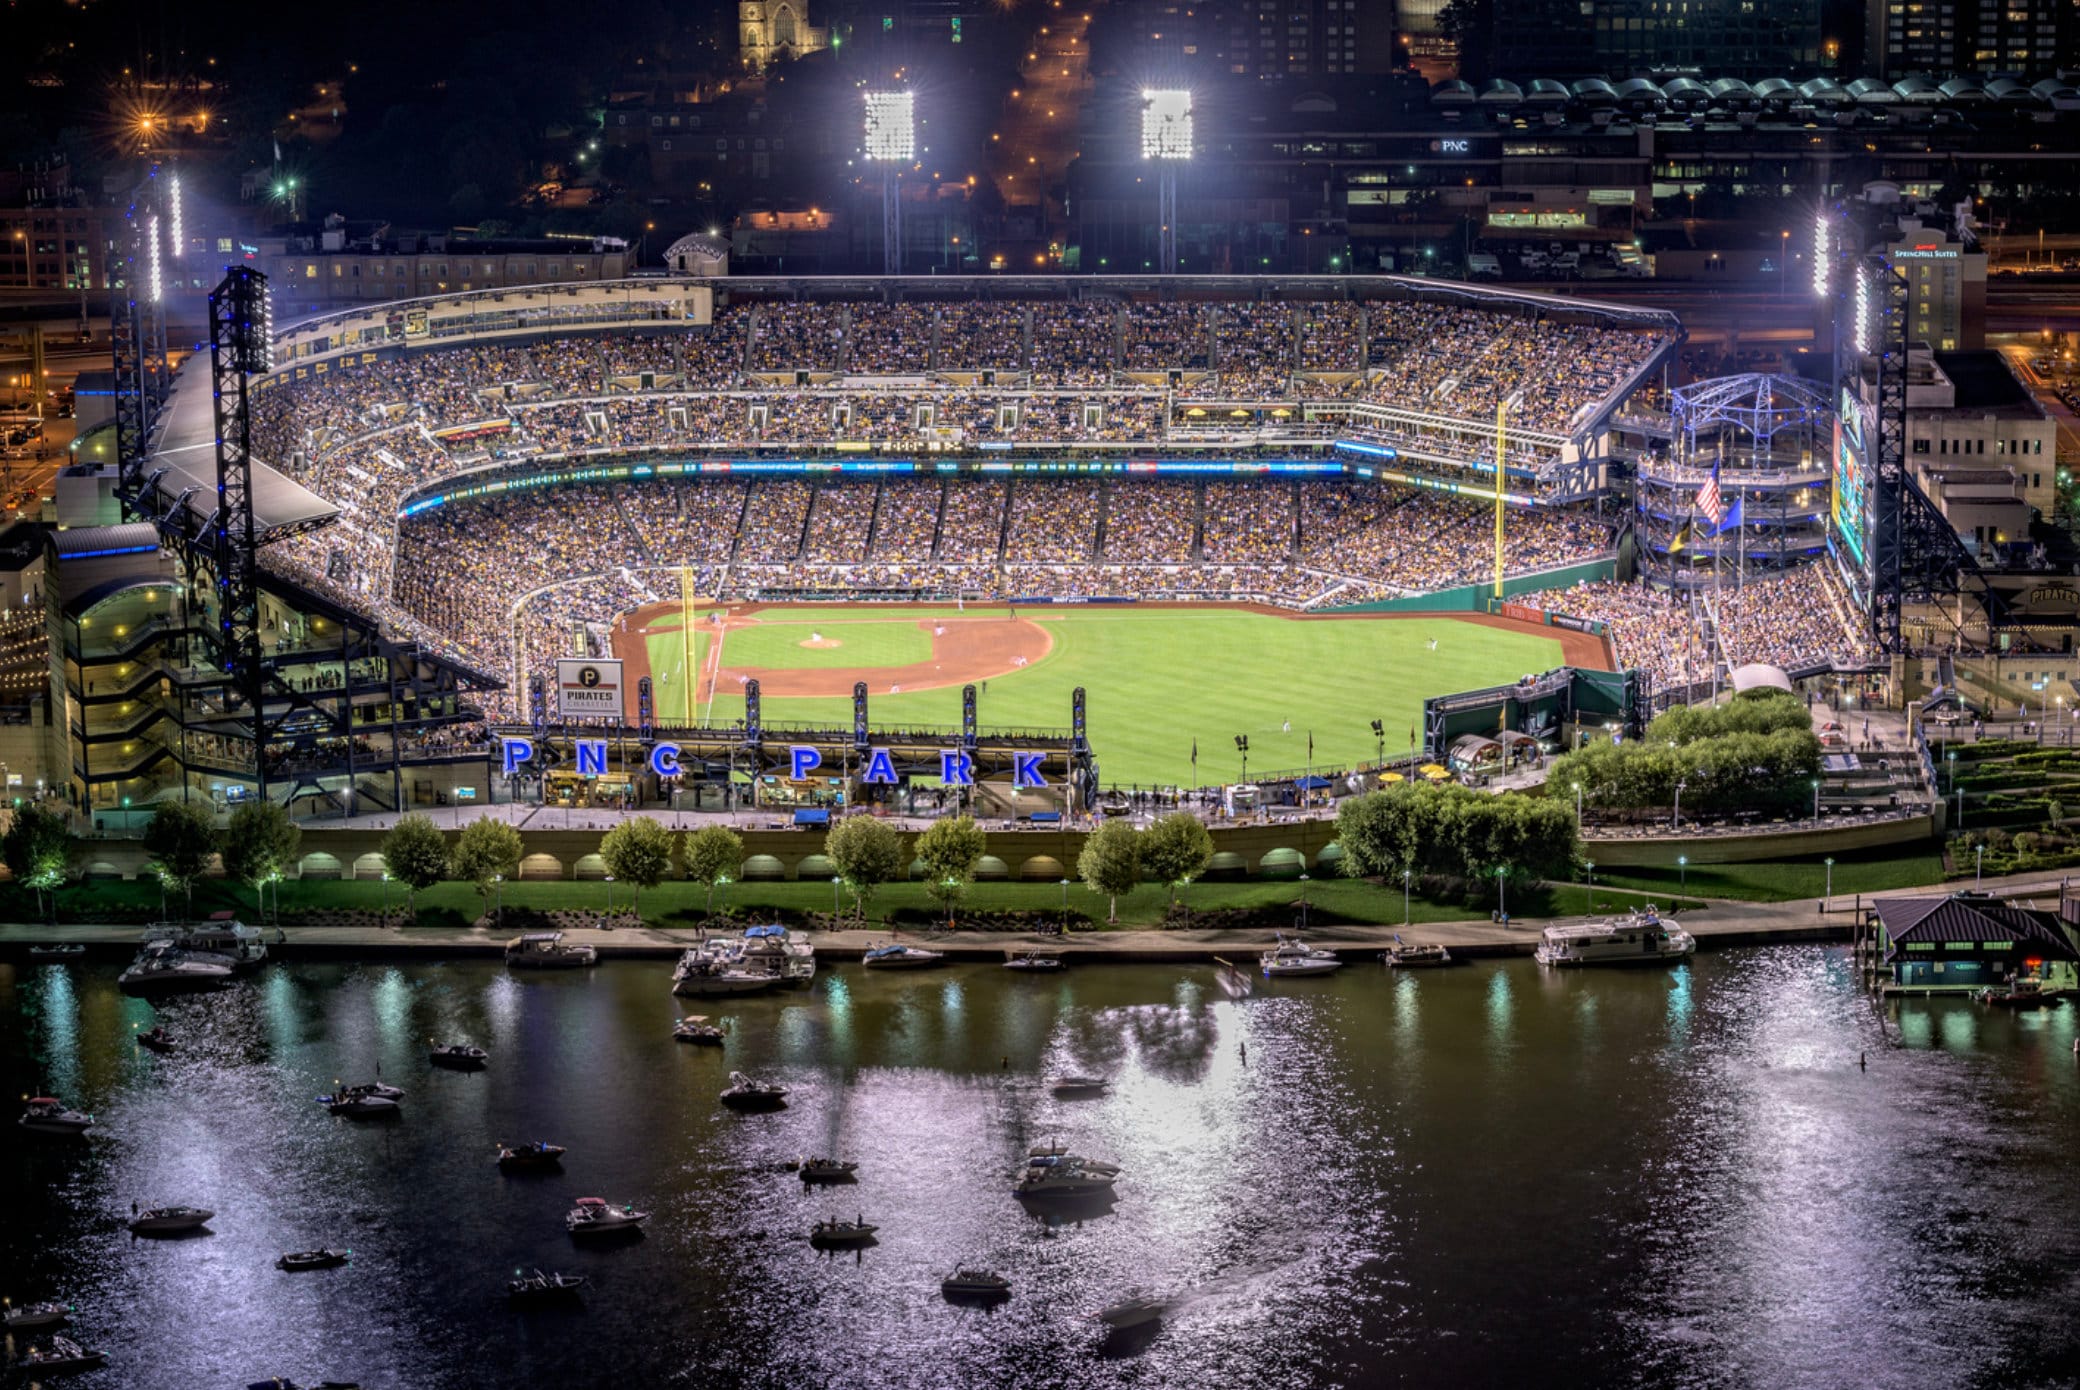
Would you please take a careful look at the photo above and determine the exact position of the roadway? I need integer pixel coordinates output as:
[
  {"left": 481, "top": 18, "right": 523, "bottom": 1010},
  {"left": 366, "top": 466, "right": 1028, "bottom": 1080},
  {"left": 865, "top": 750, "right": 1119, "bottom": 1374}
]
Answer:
[{"left": 984, "top": 3, "right": 1092, "bottom": 269}]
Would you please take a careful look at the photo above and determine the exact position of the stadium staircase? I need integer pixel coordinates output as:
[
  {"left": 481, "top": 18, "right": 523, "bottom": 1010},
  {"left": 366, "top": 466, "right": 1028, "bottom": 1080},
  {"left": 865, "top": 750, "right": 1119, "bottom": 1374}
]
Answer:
[
  {"left": 613, "top": 488, "right": 656, "bottom": 567},
  {"left": 1190, "top": 482, "right": 1207, "bottom": 560},
  {"left": 995, "top": 480, "right": 1015, "bottom": 563},
  {"left": 1093, "top": 481, "right": 1111, "bottom": 558},
  {"left": 929, "top": 478, "right": 950, "bottom": 560},
  {"left": 1692, "top": 589, "right": 1731, "bottom": 689},
  {"left": 1288, "top": 481, "right": 1304, "bottom": 558},
  {"left": 792, "top": 485, "right": 818, "bottom": 561},
  {"left": 863, "top": 480, "right": 886, "bottom": 555}
]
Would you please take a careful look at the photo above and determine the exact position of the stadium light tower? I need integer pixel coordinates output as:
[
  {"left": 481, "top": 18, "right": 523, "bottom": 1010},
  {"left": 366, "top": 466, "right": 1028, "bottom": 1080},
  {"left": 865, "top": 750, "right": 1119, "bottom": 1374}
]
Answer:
[
  {"left": 1140, "top": 89, "right": 1192, "bottom": 274},
  {"left": 864, "top": 90, "right": 916, "bottom": 276}
]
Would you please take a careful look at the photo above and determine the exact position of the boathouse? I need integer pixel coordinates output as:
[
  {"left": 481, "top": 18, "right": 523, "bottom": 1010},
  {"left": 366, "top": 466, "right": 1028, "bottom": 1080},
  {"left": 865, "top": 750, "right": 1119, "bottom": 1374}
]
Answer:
[{"left": 1870, "top": 893, "right": 2080, "bottom": 993}]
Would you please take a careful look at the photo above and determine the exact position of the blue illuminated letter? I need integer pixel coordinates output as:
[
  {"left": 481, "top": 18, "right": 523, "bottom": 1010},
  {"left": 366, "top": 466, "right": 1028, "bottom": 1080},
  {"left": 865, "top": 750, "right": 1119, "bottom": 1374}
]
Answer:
[
  {"left": 862, "top": 747, "right": 898, "bottom": 785},
  {"left": 1013, "top": 752, "right": 1046, "bottom": 787},
  {"left": 940, "top": 750, "right": 974, "bottom": 786},
  {"left": 576, "top": 739, "right": 608, "bottom": 776},
  {"left": 791, "top": 745, "right": 822, "bottom": 780},
  {"left": 650, "top": 743, "right": 681, "bottom": 777},
  {"left": 501, "top": 737, "right": 535, "bottom": 775}
]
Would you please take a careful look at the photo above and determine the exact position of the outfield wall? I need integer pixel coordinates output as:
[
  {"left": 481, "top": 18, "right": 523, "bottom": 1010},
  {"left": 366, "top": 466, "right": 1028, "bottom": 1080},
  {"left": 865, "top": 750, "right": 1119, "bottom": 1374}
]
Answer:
[{"left": 1321, "top": 556, "right": 1618, "bottom": 614}]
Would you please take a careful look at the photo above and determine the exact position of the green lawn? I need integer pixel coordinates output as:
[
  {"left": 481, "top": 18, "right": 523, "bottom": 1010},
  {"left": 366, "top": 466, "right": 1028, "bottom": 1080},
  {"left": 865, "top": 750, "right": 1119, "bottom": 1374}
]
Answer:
[
  {"left": 660, "top": 606, "right": 1565, "bottom": 787},
  {"left": 1589, "top": 849, "right": 1948, "bottom": 903}
]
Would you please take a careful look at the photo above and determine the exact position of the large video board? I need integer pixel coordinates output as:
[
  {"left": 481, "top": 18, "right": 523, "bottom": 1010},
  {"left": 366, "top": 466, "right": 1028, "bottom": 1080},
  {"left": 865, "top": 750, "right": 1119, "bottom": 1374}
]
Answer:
[{"left": 1830, "top": 384, "right": 1873, "bottom": 578}]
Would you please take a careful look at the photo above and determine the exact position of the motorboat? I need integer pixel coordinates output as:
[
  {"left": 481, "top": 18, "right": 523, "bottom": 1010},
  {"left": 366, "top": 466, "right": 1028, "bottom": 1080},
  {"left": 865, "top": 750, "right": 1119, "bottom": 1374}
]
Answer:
[
  {"left": 798, "top": 1157, "right": 858, "bottom": 1183},
  {"left": 338, "top": 1081, "right": 405, "bottom": 1102},
  {"left": 13, "top": 1334, "right": 106, "bottom": 1374},
  {"left": 145, "top": 916, "right": 268, "bottom": 971},
  {"left": 1049, "top": 1075, "right": 1110, "bottom": 1099},
  {"left": 1381, "top": 940, "right": 1453, "bottom": 968},
  {"left": 565, "top": 1198, "right": 649, "bottom": 1238},
  {"left": 720, "top": 1071, "right": 788, "bottom": 1112},
  {"left": 1005, "top": 949, "right": 1064, "bottom": 973},
  {"left": 862, "top": 942, "right": 945, "bottom": 970},
  {"left": 1093, "top": 1295, "right": 1171, "bottom": 1330},
  {"left": 672, "top": 947, "right": 783, "bottom": 997},
  {"left": 498, "top": 1140, "right": 567, "bottom": 1170},
  {"left": 673, "top": 1015, "right": 726, "bottom": 1045},
  {"left": 276, "top": 1249, "right": 350, "bottom": 1272},
  {"left": 135, "top": 1024, "right": 178, "bottom": 1053},
  {"left": 941, "top": 1269, "right": 1011, "bottom": 1300},
  {"left": 1260, "top": 934, "right": 1342, "bottom": 977},
  {"left": 507, "top": 1269, "right": 587, "bottom": 1302},
  {"left": 316, "top": 1091, "right": 399, "bottom": 1119},
  {"left": 128, "top": 1205, "right": 213, "bottom": 1235},
  {"left": 735, "top": 924, "right": 816, "bottom": 987},
  {"left": 1016, "top": 1144, "right": 1122, "bottom": 1196},
  {"left": 2, "top": 1298, "right": 70, "bottom": 1330},
  {"left": 118, "top": 942, "right": 233, "bottom": 994},
  {"left": 505, "top": 932, "right": 598, "bottom": 970},
  {"left": 27, "top": 943, "right": 86, "bottom": 961},
  {"left": 1535, "top": 906, "right": 1695, "bottom": 967},
  {"left": 1975, "top": 978, "right": 2062, "bottom": 1009},
  {"left": 428, "top": 1043, "right": 489, "bottom": 1070},
  {"left": 808, "top": 1215, "right": 878, "bottom": 1248},
  {"left": 19, "top": 1098, "right": 94, "bottom": 1136}
]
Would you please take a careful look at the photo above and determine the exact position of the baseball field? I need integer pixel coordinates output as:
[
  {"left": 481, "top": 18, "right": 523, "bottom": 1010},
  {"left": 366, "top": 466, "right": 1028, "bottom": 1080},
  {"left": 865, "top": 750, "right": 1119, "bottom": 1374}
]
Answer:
[{"left": 614, "top": 603, "right": 1604, "bottom": 788}]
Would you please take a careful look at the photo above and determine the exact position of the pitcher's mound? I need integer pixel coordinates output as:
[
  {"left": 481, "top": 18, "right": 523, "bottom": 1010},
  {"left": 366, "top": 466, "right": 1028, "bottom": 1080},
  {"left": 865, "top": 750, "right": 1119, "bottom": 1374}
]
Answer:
[{"left": 799, "top": 636, "right": 844, "bottom": 649}]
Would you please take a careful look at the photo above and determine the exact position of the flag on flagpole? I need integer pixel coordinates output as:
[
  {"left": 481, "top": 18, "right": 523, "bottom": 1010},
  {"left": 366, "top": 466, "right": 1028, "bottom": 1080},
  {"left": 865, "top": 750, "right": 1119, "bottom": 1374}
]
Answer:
[
  {"left": 1191, "top": 738, "right": 1198, "bottom": 769},
  {"left": 1669, "top": 519, "right": 1692, "bottom": 554},
  {"left": 1696, "top": 459, "right": 1724, "bottom": 528},
  {"left": 1717, "top": 496, "right": 1744, "bottom": 535},
  {"left": 1307, "top": 730, "right": 1314, "bottom": 762}
]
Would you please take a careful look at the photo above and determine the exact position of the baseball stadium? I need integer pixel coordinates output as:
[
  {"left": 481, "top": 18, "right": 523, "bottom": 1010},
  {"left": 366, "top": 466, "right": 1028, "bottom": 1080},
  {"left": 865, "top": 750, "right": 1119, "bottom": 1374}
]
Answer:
[{"left": 44, "top": 268, "right": 1910, "bottom": 828}]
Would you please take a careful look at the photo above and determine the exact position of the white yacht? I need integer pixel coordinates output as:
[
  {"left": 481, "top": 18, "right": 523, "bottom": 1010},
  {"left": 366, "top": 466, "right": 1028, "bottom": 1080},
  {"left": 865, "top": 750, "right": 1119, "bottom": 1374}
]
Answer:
[
  {"left": 1259, "top": 934, "right": 1342, "bottom": 977},
  {"left": 565, "top": 1198, "right": 649, "bottom": 1238},
  {"left": 672, "top": 946, "right": 782, "bottom": 997},
  {"left": 1016, "top": 1144, "right": 1122, "bottom": 1196},
  {"left": 505, "top": 932, "right": 599, "bottom": 970},
  {"left": 145, "top": 917, "right": 268, "bottom": 970},
  {"left": 118, "top": 942, "right": 234, "bottom": 994},
  {"left": 861, "top": 942, "right": 945, "bottom": 970},
  {"left": 19, "top": 1098, "right": 94, "bottom": 1136},
  {"left": 1534, "top": 906, "right": 1696, "bottom": 968},
  {"left": 1093, "top": 1295, "right": 1171, "bottom": 1330},
  {"left": 128, "top": 1205, "right": 214, "bottom": 1234},
  {"left": 735, "top": 924, "right": 816, "bottom": 987}
]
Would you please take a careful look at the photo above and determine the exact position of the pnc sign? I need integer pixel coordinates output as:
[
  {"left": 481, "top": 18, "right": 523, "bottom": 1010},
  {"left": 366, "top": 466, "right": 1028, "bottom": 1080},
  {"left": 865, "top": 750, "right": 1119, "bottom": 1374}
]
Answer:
[{"left": 501, "top": 737, "right": 1046, "bottom": 789}]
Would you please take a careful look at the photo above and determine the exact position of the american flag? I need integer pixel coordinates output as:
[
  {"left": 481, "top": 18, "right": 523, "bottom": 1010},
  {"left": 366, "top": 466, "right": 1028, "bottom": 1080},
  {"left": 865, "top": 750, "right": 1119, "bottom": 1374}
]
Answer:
[{"left": 1696, "top": 459, "right": 1724, "bottom": 528}]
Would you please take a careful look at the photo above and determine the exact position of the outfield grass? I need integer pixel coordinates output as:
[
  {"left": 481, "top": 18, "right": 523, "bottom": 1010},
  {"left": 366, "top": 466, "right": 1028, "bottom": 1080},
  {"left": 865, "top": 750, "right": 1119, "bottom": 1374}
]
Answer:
[{"left": 642, "top": 606, "right": 1566, "bottom": 787}]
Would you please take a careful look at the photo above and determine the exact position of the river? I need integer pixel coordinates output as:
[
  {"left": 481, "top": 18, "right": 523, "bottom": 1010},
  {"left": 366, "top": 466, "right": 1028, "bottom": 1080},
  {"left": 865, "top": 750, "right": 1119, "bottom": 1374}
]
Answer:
[{"left": 5, "top": 948, "right": 2077, "bottom": 1389}]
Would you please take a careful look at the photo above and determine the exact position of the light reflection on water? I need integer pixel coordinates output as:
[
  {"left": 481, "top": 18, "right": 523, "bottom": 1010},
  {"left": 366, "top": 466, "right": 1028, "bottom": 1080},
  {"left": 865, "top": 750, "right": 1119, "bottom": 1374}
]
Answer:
[{"left": 3, "top": 948, "right": 2077, "bottom": 1389}]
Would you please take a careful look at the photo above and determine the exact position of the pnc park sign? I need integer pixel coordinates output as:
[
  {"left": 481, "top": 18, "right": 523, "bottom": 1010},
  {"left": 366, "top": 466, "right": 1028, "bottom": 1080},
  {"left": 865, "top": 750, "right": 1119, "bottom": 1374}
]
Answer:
[{"left": 499, "top": 737, "right": 1048, "bottom": 788}]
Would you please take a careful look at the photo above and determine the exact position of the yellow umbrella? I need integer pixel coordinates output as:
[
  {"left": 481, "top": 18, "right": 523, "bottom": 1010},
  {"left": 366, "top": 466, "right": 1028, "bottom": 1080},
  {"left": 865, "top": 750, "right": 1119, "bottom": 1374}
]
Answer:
[
  {"left": 1420, "top": 764, "right": 1451, "bottom": 780},
  {"left": 1379, "top": 771, "right": 1405, "bottom": 783},
  {"left": 1229, "top": 408, "right": 1250, "bottom": 417},
  {"left": 1186, "top": 407, "right": 1207, "bottom": 417}
]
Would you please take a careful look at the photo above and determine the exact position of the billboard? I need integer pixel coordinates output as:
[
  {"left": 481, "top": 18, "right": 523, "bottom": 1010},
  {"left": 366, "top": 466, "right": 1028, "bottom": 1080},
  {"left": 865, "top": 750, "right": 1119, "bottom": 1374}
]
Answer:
[
  {"left": 1831, "top": 385, "right": 1873, "bottom": 576},
  {"left": 556, "top": 659, "right": 624, "bottom": 717}
]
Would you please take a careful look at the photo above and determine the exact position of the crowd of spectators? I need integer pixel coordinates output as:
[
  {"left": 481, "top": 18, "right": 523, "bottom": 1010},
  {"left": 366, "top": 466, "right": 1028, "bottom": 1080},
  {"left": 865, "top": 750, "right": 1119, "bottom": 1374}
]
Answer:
[{"left": 1102, "top": 483, "right": 1198, "bottom": 562}]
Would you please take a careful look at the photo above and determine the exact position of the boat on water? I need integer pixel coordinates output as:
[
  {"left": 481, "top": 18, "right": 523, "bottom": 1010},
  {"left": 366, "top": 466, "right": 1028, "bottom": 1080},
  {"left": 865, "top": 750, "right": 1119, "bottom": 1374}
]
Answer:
[
  {"left": 428, "top": 1044, "right": 489, "bottom": 1070},
  {"left": 1049, "top": 1075, "right": 1110, "bottom": 1099},
  {"left": 1381, "top": 939, "right": 1453, "bottom": 968},
  {"left": 798, "top": 1157, "right": 857, "bottom": 1183},
  {"left": 316, "top": 1092, "right": 399, "bottom": 1118},
  {"left": 673, "top": 1015, "right": 725, "bottom": 1045},
  {"left": 1260, "top": 934, "right": 1342, "bottom": 977},
  {"left": 118, "top": 942, "right": 234, "bottom": 994},
  {"left": 505, "top": 932, "right": 598, "bottom": 970},
  {"left": 14, "top": 1334, "right": 106, "bottom": 1374},
  {"left": 337, "top": 1081, "right": 404, "bottom": 1102},
  {"left": 941, "top": 1269, "right": 1012, "bottom": 1300},
  {"left": 2, "top": 1298, "right": 71, "bottom": 1330},
  {"left": 720, "top": 1071, "right": 788, "bottom": 1112},
  {"left": 144, "top": 915, "right": 268, "bottom": 971},
  {"left": 565, "top": 1198, "right": 649, "bottom": 1238},
  {"left": 498, "top": 1140, "right": 567, "bottom": 1170},
  {"left": 862, "top": 942, "right": 945, "bottom": 970},
  {"left": 735, "top": 924, "right": 816, "bottom": 987},
  {"left": 27, "top": 943, "right": 86, "bottom": 961},
  {"left": 1093, "top": 1295, "right": 1171, "bottom": 1330},
  {"left": 809, "top": 1216, "right": 878, "bottom": 1248},
  {"left": 1005, "top": 949, "right": 1064, "bottom": 973},
  {"left": 276, "top": 1249, "right": 350, "bottom": 1272},
  {"left": 19, "top": 1098, "right": 94, "bottom": 1136},
  {"left": 671, "top": 946, "right": 784, "bottom": 998},
  {"left": 135, "top": 1024, "right": 178, "bottom": 1053},
  {"left": 1975, "top": 977, "right": 2064, "bottom": 1009},
  {"left": 507, "top": 1269, "right": 586, "bottom": 1302},
  {"left": 128, "top": 1205, "right": 213, "bottom": 1235},
  {"left": 244, "top": 1380, "right": 361, "bottom": 1389},
  {"left": 1016, "top": 1144, "right": 1122, "bottom": 1196},
  {"left": 1534, "top": 906, "right": 1695, "bottom": 968}
]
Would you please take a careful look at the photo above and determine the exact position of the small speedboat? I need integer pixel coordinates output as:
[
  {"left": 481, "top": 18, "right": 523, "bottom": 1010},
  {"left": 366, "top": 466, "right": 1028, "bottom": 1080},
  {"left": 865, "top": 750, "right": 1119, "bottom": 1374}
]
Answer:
[
  {"left": 1049, "top": 1075, "right": 1110, "bottom": 1098},
  {"left": 27, "top": 943, "right": 87, "bottom": 961},
  {"left": 428, "top": 1044, "right": 488, "bottom": 1070},
  {"left": 1381, "top": 938, "right": 1453, "bottom": 968},
  {"left": 1005, "top": 949, "right": 1064, "bottom": 973},
  {"left": 19, "top": 1097, "right": 94, "bottom": 1136},
  {"left": 14, "top": 1334, "right": 106, "bottom": 1374},
  {"left": 566, "top": 1198, "right": 649, "bottom": 1238},
  {"left": 1260, "top": 934, "right": 1342, "bottom": 977},
  {"left": 118, "top": 942, "right": 233, "bottom": 994},
  {"left": 809, "top": 1216, "right": 878, "bottom": 1248},
  {"left": 136, "top": 1024, "right": 178, "bottom": 1053},
  {"left": 861, "top": 942, "right": 945, "bottom": 970},
  {"left": 316, "top": 1092, "right": 399, "bottom": 1118},
  {"left": 1017, "top": 1144, "right": 1122, "bottom": 1196},
  {"left": 507, "top": 1269, "right": 586, "bottom": 1302},
  {"left": 720, "top": 1071, "right": 788, "bottom": 1112},
  {"left": 338, "top": 1081, "right": 405, "bottom": 1102},
  {"left": 276, "top": 1249, "right": 350, "bottom": 1272},
  {"left": 673, "top": 1016, "right": 725, "bottom": 1045},
  {"left": 128, "top": 1205, "right": 213, "bottom": 1235},
  {"left": 1975, "top": 979, "right": 2062, "bottom": 1009},
  {"left": 2, "top": 1298, "right": 71, "bottom": 1330},
  {"left": 798, "top": 1157, "right": 857, "bottom": 1183},
  {"left": 941, "top": 1269, "right": 1011, "bottom": 1300},
  {"left": 498, "top": 1140, "right": 567, "bottom": 1170},
  {"left": 1093, "top": 1294, "right": 1171, "bottom": 1329}
]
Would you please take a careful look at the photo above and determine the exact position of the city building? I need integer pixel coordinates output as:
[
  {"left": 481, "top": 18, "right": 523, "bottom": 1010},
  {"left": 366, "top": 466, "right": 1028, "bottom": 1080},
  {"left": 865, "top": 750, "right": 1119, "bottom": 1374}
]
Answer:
[
  {"left": 1468, "top": 0, "right": 1826, "bottom": 79},
  {"left": 245, "top": 233, "right": 631, "bottom": 316},
  {"left": 740, "top": 0, "right": 830, "bottom": 73},
  {"left": 1905, "top": 349, "right": 2055, "bottom": 549},
  {"left": 1099, "top": 0, "right": 1397, "bottom": 80},
  {"left": 1869, "top": 0, "right": 2071, "bottom": 79}
]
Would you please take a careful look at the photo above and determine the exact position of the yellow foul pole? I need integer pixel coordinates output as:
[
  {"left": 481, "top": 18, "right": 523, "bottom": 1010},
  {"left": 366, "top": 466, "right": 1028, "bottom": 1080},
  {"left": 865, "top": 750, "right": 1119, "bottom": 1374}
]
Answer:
[
  {"left": 1492, "top": 400, "right": 1507, "bottom": 600},
  {"left": 679, "top": 564, "right": 697, "bottom": 725}
]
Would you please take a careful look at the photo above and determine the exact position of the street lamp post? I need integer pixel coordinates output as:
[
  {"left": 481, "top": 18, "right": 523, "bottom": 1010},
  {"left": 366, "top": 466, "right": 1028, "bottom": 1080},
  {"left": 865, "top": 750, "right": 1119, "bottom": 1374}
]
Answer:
[
  {"left": 1060, "top": 877, "right": 1070, "bottom": 931},
  {"left": 1402, "top": 867, "right": 1412, "bottom": 926},
  {"left": 1298, "top": 873, "right": 1310, "bottom": 930},
  {"left": 1496, "top": 865, "right": 1508, "bottom": 921},
  {"left": 832, "top": 874, "right": 842, "bottom": 920},
  {"left": 491, "top": 872, "right": 503, "bottom": 930},
  {"left": 1812, "top": 779, "right": 1821, "bottom": 824},
  {"left": 1975, "top": 842, "right": 1984, "bottom": 888},
  {"left": 1824, "top": 856, "right": 1835, "bottom": 909},
  {"left": 604, "top": 874, "right": 615, "bottom": 919},
  {"left": 1946, "top": 750, "right": 1957, "bottom": 791},
  {"left": 1678, "top": 854, "right": 1688, "bottom": 893},
  {"left": 1573, "top": 780, "right": 1583, "bottom": 823},
  {"left": 1585, "top": 860, "right": 1595, "bottom": 907},
  {"left": 1673, "top": 779, "right": 1686, "bottom": 832},
  {"left": 1955, "top": 785, "right": 1964, "bottom": 828}
]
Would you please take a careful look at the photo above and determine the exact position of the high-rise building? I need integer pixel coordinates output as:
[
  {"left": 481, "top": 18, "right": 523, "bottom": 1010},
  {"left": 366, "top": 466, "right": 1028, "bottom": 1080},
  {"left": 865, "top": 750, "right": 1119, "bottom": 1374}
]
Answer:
[
  {"left": 1474, "top": 0, "right": 1825, "bottom": 79},
  {"left": 1100, "top": 0, "right": 1396, "bottom": 79},
  {"left": 1869, "top": 0, "right": 2069, "bottom": 78}
]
